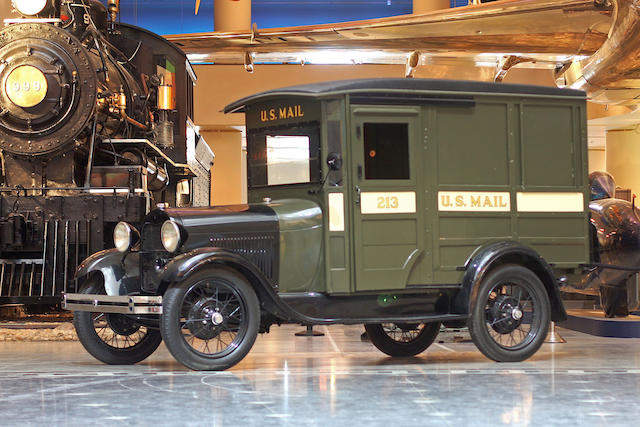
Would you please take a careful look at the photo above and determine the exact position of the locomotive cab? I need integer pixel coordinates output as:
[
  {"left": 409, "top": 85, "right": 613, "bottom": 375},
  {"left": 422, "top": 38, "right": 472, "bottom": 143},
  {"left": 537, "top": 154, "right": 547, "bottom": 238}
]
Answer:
[{"left": 65, "top": 78, "right": 590, "bottom": 371}]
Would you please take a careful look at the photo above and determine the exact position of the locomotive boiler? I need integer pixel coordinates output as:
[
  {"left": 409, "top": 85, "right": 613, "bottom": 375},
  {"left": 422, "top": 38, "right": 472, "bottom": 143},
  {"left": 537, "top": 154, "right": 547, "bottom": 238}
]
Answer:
[{"left": 0, "top": 0, "right": 212, "bottom": 304}]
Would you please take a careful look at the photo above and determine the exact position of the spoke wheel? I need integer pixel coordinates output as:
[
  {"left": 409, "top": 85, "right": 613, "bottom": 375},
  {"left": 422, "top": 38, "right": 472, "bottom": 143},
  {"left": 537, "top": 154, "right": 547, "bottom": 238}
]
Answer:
[
  {"left": 73, "top": 277, "right": 162, "bottom": 365},
  {"left": 365, "top": 322, "right": 441, "bottom": 357},
  {"left": 469, "top": 264, "right": 550, "bottom": 362},
  {"left": 161, "top": 268, "right": 260, "bottom": 371}
]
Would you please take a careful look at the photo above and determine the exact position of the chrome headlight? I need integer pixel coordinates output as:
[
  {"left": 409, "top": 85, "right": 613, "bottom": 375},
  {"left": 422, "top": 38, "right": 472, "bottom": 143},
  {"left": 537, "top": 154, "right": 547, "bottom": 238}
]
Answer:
[
  {"left": 161, "top": 220, "right": 181, "bottom": 252},
  {"left": 114, "top": 222, "right": 134, "bottom": 252},
  {"left": 12, "top": 0, "right": 48, "bottom": 16}
]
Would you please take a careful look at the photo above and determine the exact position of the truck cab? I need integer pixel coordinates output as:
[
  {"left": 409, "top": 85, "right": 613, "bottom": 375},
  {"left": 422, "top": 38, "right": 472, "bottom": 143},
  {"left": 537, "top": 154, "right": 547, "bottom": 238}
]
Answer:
[{"left": 65, "top": 79, "right": 589, "bottom": 370}]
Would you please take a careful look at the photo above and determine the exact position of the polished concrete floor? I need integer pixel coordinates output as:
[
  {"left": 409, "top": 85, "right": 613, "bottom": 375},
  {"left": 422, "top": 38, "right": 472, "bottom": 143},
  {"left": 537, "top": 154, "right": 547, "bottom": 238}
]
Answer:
[{"left": 0, "top": 324, "right": 639, "bottom": 426}]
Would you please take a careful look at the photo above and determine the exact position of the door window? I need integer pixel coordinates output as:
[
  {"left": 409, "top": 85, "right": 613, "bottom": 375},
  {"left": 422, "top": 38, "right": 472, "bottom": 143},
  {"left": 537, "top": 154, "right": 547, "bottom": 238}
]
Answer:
[{"left": 363, "top": 123, "right": 409, "bottom": 180}]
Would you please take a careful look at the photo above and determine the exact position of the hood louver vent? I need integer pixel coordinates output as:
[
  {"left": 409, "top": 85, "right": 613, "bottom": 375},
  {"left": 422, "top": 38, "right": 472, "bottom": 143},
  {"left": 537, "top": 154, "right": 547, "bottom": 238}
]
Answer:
[{"left": 210, "top": 233, "right": 279, "bottom": 286}]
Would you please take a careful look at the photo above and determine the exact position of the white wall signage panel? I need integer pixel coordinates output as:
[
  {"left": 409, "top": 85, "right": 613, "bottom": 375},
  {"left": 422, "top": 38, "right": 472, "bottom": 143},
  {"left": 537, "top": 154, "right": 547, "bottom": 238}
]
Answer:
[
  {"left": 438, "top": 191, "right": 510, "bottom": 212},
  {"left": 361, "top": 191, "right": 416, "bottom": 214},
  {"left": 516, "top": 192, "right": 584, "bottom": 212},
  {"left": 328, "top": 192, "right": 345, "bottom": 231}
]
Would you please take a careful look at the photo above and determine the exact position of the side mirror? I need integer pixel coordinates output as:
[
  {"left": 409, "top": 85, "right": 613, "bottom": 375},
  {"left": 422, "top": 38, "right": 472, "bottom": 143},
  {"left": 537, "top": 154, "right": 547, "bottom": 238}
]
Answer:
[{"left": 327, "top": 152, "right": 342, "bottom": 171}]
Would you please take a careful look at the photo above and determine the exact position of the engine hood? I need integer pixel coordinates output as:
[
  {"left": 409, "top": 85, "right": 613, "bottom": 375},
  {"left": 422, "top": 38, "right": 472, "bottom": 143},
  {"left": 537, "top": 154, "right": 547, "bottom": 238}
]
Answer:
[
  {"left": 144, "top": 204, "right": 278, "bottom": 252},
  {"left": 142, "top": 199, "right": 323, "bottom": 291}
]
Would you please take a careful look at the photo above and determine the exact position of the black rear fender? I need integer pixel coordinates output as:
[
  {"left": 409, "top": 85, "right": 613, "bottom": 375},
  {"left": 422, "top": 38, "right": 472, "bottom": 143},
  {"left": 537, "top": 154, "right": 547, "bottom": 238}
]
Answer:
[{"left": 452, "top": 241, "right": 567, "bottom": 322}]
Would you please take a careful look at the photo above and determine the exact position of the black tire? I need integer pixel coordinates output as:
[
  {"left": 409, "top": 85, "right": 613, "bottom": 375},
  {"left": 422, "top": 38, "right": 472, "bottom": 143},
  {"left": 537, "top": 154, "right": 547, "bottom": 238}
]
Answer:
[
  {"left": 468, "top": 264, "right": 551, "bottom": 362},
  {"left": 73, "top": 276, "right": 162, "bottom": 365},
  {"left": 364, "top": 322, "right": 441, "bottom": 357},
  {"left": 160, "top": 268, "right": 260, "bottom": 371}
]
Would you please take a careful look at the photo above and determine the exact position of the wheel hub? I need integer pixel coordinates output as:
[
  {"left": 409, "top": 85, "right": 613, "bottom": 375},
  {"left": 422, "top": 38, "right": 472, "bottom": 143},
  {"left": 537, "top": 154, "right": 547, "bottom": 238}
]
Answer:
[
  {"left": 489, "top": 295, "right": 524, "bottom": 334},
  {"left": 187, "top": 298, "right": 222, "bottom": 340},
  {"left": 106, "top": 313, "right": 141, "bottom": 336},
  {"left": 211, "top": 311, "right": 224, "bottom": 326}
]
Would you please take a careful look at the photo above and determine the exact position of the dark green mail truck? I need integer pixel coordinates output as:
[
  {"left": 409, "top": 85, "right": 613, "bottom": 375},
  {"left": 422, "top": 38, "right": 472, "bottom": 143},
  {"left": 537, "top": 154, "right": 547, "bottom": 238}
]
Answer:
[{"left": 64, "top": 79, "right": 589, "bottom": 370}]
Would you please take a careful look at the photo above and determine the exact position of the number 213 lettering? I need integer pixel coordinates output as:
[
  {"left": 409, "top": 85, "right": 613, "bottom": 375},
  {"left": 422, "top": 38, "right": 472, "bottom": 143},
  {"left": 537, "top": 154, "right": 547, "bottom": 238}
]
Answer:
[{"left": 377, "top": 196, "right": 398, "bottom": 209}]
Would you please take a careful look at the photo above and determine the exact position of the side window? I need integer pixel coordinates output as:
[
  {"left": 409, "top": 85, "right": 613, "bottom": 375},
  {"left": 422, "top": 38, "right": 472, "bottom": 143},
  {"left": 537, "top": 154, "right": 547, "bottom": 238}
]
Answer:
[
  {"left": 266, "top": 135, "right": 310, "bottom": 185},
  {"left": 363, "top": 123, "right": 409, "bottom": 180},
  {"left": 247, "top": 124, "right": 320, "bottom": 188}
]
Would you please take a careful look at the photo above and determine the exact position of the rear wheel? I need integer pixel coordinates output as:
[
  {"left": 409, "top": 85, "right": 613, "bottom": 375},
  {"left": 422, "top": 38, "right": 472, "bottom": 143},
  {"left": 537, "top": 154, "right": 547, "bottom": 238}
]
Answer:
[
  {"left": 364, "top": 322, "right": 441, "bottom": 357},
  {"left": 468, "top": 264, "right": 550, "bottom": 362},
  {"left": 73, "top": 277, "right": 162, "bottom": 365},
  {"left": 160, "top": 268, "right": 260, "bottom": 371}
]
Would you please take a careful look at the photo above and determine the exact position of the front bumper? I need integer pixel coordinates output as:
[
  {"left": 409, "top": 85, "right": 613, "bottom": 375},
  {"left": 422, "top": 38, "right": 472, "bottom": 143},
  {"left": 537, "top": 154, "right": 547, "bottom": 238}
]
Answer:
[{"left": 63, "top": 293, "right": 163, "bottom": 314}]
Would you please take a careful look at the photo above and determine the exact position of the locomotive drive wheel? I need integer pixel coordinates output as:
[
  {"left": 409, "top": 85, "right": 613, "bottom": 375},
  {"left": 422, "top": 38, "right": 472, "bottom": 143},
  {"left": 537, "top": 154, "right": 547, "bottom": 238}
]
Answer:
[
  {"left": 364, "top": 322, "right": 441, "bottom": 357},
  {"left": 468, "top": 264, "right": 550, "bottom": 362},
  {"left": 73, "top": 277, "right": 162, "bottom": 365},
  {"left": 160, "top": 268, "right": 260, "bottom": 371}
]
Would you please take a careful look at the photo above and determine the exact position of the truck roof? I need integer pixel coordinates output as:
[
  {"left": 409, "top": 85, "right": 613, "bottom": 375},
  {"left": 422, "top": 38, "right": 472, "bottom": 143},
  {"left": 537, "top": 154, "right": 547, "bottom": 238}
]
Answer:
[{"left": 224, "top": 78, "right": 586, "bottom": 113}]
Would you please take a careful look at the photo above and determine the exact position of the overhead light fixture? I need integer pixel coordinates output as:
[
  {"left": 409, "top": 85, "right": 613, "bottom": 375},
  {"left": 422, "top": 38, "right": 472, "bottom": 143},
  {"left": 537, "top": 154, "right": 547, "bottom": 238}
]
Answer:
[
  {"left": 12, "top": 0, "right": 48, "bottom": 16},
  {"left": 297, "top": 50, "right": 399, "bottom": 65}
]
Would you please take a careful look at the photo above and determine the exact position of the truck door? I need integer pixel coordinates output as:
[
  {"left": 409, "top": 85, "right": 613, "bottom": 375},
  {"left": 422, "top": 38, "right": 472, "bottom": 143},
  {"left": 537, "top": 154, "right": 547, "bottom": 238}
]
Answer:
[{"left": 350, "top": 107, "right": 424, "bottom": 291}]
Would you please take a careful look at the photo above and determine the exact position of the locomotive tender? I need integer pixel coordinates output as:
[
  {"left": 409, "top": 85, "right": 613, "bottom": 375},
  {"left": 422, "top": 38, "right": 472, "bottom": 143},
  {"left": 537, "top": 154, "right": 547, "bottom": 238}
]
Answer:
[
  {"left": 0, "top": 0, "right": 210, "bottom": 303},
  {"left": 65, "top": 78, "right": 589, "bottom": 370}
]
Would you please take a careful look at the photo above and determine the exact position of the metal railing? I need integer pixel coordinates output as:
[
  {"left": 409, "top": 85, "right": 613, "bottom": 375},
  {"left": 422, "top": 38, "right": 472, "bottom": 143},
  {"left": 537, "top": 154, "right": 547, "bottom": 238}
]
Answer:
[{"left": 0, "top": 219, "right": 92, "bottom": 299}]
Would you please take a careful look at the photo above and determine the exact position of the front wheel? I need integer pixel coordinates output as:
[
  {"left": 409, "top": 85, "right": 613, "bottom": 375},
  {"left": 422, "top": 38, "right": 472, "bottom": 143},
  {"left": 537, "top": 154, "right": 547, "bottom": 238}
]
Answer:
[
  {"left": 160, "top": 268, "right": 260, "bottom": 371},
  {"left": 73, "top": 277, "right": 162, "bottom": 365},
  {"left": 364, "top": 322, "right": 441, "bottom": 357},
  {"left": 468, "top": 264, "right": 550, "bottom": 362}
]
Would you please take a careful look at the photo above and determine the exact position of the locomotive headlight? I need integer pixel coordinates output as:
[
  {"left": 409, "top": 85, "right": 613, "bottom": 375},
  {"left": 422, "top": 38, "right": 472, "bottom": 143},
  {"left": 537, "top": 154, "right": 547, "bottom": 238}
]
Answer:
[
  {"left": 12, "top": 0, "right": 48, "bottom": 16},
  {"left": 161, "top": 220, "right": 181, "bottom": 253},
  {"left": 114, "top": 222, "right": 138, "bottom": 253}
]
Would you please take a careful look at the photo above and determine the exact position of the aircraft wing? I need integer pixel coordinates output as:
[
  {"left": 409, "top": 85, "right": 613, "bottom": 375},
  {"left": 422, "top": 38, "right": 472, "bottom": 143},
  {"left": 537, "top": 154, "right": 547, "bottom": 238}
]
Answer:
[{"left": 166, "top": 0, "right": 640, "bottom": 105}]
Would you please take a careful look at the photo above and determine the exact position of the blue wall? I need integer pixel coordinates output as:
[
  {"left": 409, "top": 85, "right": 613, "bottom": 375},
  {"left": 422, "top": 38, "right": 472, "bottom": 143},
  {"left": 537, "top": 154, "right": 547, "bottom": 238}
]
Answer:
[
  {"left": 109, "top": 0, "right": 415, "bottom": 35},
  {"left": 109, "top": 1, "right": 470, "bottom": 35}
]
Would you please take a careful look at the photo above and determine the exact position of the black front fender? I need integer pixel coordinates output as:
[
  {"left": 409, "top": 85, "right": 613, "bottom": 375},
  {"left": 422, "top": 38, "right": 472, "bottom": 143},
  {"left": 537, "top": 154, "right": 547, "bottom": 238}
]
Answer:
[
  {"left": 76, "top": 249, "right": 140, "bottom": 296},
  {"left": 452, "top": 241, "right": 567, "bottom": 322},
  {"left": 159, "top": 248, "right": 298, "bottom": 321}
]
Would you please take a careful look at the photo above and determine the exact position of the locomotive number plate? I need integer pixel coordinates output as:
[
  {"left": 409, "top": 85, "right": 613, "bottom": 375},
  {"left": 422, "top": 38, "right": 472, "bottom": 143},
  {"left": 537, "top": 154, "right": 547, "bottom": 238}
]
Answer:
[
  {"left": 361, "top": 191, "right": 416, "bottom": 214},
  {"left": 5, "top": 65, "right": 48, "bottom": 108}
]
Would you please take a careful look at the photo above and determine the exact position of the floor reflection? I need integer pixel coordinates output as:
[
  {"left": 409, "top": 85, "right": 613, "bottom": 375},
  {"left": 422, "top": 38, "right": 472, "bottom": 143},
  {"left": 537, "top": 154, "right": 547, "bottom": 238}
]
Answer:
[{"left": 0, "top": 324, "right": 639, "bottom": 425}]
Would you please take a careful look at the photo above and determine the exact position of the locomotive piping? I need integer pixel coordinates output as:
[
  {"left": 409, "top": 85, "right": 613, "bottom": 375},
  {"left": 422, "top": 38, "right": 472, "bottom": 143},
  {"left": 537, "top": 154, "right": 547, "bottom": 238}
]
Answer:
[{"left": 83, "top": 116, "right": 98, "bottom": 189}]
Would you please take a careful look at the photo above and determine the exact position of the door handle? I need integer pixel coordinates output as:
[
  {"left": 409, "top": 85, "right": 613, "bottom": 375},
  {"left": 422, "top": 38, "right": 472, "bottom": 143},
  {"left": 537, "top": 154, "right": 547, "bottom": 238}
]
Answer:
[{"left": 355, "top": 185, "right": 361, "bottom": 204}]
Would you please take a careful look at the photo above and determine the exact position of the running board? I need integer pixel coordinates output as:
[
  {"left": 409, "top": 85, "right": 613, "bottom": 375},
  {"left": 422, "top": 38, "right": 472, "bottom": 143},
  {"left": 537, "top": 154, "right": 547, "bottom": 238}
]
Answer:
[{"left": 63, "top": 293, "right": 162, "bottom": 314}]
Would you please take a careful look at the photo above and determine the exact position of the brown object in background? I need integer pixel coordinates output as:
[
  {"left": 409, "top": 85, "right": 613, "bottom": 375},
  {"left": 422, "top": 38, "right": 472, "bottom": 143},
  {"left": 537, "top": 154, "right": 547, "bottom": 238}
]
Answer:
[{"left": 615, "top": 187, "right": 632, "bottom": 201}]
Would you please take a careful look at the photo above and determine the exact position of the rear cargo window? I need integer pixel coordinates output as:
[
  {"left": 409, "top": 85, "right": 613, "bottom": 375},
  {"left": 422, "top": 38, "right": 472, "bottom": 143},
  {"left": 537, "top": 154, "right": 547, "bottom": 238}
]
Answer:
[{"left": 363, "top": 123, "right": 409, "bottom": 180}]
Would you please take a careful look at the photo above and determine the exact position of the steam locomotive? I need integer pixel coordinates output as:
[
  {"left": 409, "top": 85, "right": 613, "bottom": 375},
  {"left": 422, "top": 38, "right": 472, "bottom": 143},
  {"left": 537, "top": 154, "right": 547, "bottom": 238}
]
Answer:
[{"left": 0, "top": 0, "right": 212, "bottom": 304}]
